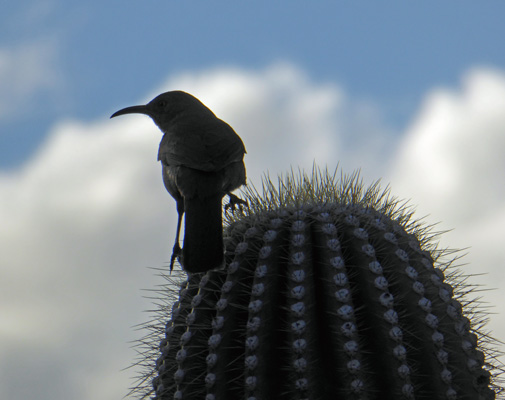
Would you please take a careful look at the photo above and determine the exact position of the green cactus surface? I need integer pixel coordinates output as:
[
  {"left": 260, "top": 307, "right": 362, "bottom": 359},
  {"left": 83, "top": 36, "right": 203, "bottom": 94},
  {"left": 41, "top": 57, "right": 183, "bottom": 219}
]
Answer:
[{"left": 130, "top": 168, "right": 503, "bottom": 400}]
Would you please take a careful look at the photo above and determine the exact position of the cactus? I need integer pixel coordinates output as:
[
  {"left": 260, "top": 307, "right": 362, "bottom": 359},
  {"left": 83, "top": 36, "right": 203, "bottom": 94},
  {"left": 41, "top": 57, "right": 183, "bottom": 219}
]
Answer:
[{"left": 129, "top": 167, "right": 503, "bottom": 399}]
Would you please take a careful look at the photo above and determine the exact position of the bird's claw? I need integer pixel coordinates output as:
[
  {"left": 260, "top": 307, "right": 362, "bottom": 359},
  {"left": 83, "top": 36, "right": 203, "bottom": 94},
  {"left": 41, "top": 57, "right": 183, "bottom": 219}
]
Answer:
[
  {"left": 225, "top": 193, "right": 248, "bottom": 214},
  {"left": 169, "top": 243, "right": 182, "bottom": 272}
]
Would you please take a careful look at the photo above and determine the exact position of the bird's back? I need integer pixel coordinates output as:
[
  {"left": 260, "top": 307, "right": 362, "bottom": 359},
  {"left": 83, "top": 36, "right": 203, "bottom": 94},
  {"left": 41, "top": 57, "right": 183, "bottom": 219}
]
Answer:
[{"left": 158, "top": 117, "right": 245, "bottom": 173}]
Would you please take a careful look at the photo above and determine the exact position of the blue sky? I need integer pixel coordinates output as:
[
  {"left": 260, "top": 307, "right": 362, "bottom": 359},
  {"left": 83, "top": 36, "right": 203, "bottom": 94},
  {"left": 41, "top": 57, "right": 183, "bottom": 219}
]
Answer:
[
  {"left": 2, "top": 2, "right": 505, "bottom": 400},
  {"left": 2, "top": 2, "right": 505, "bottom": 166}
]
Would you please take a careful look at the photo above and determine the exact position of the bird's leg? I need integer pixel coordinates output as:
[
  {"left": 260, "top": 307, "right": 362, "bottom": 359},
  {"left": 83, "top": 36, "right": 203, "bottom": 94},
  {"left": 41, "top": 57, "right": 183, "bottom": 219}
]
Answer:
[
  {"left": 224, "top": 192, "right": 248, "bottom": 214},
  {"left": 169, "top": 199, "right": 184, "bottom": 272}
]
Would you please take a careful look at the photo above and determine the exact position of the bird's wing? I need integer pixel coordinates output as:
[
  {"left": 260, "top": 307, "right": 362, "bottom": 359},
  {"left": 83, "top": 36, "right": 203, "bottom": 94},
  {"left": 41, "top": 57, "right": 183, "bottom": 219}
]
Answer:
[{"left": 158, "top": 119, "right": 245, "bottom": 172}]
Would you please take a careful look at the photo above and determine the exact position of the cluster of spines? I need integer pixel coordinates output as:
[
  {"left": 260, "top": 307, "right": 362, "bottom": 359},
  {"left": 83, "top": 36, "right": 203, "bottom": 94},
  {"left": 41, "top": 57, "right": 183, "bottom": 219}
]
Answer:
[
  {"left": 365, "top": 213, "right": 489, "bottom": 399},
  {"left": 315, "top": 211, "right": 366, "bottom": 396}
]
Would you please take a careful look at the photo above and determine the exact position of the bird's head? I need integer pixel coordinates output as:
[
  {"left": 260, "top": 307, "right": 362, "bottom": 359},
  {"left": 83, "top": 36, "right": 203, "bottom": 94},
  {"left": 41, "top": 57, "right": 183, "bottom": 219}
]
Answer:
[{"left": 110, "top": 90, "right": 214, "bottom": 132}]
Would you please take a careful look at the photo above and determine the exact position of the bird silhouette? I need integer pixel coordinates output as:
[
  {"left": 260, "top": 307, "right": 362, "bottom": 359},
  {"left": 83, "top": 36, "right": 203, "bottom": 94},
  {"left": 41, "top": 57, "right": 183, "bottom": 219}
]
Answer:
[{"left": 111, "top": 91, "right": 246, "bottom": 273}]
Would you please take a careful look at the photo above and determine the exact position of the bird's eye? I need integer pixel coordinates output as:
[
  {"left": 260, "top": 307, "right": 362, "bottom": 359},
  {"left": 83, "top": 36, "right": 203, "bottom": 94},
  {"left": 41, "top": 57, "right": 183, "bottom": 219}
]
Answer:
[{"left": 158, "top": 100, "right": 167, "bottom": 109}]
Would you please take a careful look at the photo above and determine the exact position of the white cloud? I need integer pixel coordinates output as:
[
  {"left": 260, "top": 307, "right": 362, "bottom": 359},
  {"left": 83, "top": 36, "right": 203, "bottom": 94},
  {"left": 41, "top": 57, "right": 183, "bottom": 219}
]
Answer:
[
  {"left": 0, "top": 115, "right": 169, "bottom": 399},
  {"left": 388, "top": 67, "right": 505, "bottom": 336},
  {"left": 1, "top": 63, "right": 504, "bottom": 400},
  {"left": 153, "top": 63, "right": 395, "bottom": 182},
  {"left": 152, "top": 63, "right": 344, "bottom": 180},
  {"left": 390, "top": 68, "right": 505, "bottom": 222}
]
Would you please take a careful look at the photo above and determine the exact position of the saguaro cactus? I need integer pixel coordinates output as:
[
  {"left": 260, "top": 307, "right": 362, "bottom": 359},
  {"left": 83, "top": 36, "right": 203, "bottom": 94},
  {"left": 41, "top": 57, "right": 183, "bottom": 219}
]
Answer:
[{"left": 131, "top": 168, "right": 503, "bottom": 400}]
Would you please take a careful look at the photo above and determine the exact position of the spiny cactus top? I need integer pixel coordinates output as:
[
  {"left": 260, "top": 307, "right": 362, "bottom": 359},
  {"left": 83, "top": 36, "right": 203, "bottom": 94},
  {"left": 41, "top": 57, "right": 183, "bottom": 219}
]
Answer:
[{"left": 130, "top": 168, "right": 503, "bottom": 400}]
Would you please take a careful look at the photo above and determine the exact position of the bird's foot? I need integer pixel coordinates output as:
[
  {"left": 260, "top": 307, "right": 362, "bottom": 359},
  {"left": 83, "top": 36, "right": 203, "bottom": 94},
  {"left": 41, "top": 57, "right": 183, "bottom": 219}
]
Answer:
[
  {"left": 225, "top": 193, "right": 248, "bottom": 214},
  {"left": 169, "top": 243, "right": 182, "bottom": 273}
]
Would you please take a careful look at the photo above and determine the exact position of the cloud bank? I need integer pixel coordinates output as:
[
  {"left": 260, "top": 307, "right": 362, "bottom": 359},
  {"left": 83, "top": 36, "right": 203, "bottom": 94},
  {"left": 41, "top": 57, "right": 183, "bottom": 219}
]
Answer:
[
  {"left": 1, "top": 63, "right": 504, "bottom": 400},
  {"left": 390, "top": 68, "right": 505, "bottom": 282}
]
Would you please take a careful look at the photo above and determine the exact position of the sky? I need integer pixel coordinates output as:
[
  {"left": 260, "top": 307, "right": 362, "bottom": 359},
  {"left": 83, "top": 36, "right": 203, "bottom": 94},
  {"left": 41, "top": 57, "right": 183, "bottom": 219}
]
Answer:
[{"left": 1, "top": 2, "right": 505, "bottom": 400}]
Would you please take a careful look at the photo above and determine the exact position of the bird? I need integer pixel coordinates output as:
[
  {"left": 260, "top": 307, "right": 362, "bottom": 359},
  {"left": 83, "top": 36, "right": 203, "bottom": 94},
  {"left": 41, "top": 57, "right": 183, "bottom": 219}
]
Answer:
[{"left": 110, "top": 90, "right": 247, "bottom": 273}]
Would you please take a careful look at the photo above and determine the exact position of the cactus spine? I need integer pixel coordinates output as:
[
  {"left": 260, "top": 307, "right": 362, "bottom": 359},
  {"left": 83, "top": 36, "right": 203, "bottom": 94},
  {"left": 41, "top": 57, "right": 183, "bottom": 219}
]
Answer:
[{"left": 131, "top": 168, "right": 503, "bottom": 400}]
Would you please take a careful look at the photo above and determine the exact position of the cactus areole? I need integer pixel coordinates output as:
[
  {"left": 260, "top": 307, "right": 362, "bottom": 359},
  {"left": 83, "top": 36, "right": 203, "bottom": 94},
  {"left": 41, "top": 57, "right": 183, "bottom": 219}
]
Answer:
[{"left": 133, "top": 168, "right": 502, "bottom": 400}]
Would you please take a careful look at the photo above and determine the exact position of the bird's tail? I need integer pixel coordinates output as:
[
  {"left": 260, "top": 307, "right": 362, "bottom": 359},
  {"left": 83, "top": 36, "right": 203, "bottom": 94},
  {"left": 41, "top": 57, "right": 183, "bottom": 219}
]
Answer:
[{"left": 182, "top": 193, "right": 224, "bottom": 273}]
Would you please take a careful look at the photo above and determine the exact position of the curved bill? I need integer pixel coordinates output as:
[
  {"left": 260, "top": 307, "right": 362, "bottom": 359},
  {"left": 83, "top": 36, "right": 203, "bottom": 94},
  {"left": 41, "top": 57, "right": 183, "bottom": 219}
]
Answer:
[{"left": 110, "top": 105, "right": 149, "bottom": 119}]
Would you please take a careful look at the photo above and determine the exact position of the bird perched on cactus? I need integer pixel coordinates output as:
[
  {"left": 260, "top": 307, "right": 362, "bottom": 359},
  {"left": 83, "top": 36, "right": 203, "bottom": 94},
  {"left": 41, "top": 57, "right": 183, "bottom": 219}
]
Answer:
[{"left": 111, "top": 91, "right": 247, "bottom": 273}]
